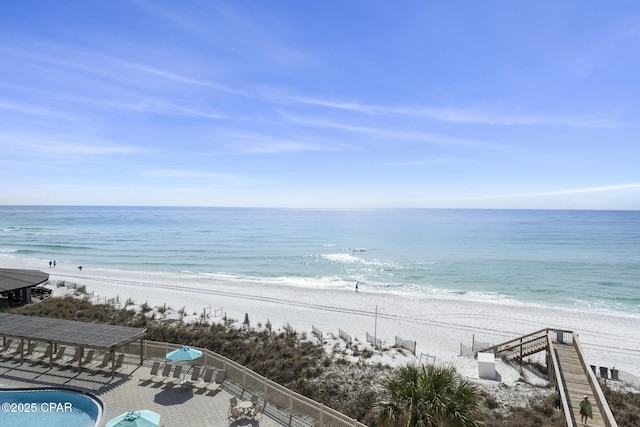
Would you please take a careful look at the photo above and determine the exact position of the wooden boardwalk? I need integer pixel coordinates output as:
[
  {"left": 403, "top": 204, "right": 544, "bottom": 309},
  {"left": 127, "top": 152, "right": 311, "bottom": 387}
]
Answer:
[
  {"left": 554, "top": 343, "right": 605, "bottom": 427},
  {"left": 479, "top": 329, "right": 617, "bottom": 427}
]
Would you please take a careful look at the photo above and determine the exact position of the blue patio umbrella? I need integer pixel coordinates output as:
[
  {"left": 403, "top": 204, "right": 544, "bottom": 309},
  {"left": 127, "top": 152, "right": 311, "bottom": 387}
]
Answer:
[
  {"left": 106, "top": 410, "right": 161, "bottom": 427},
  {"left": 166, "top": 345, "right": 203, "bottom": 362}
]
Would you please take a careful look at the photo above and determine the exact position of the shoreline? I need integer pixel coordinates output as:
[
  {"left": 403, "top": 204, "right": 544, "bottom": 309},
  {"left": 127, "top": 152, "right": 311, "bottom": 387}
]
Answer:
[{"left": 2, "top": 256, "right": 640, "bottom": 380}]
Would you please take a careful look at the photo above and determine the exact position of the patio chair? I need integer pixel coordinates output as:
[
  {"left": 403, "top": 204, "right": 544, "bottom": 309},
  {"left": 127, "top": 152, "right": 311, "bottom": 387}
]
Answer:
[
  {"left": 115, "top": 354, "right": 125, "bottom": 369},
  {"left": 163, "top": 364, "right": 183, "bottom": 388},
  {"left": 81, "top": 350, "right": 95, "bottom": 367},
  {"left": 151, "top": 363, "right": 173, "bottom": 385},
  {"left": 206, "top": 369, "right": 226, "bottom": 393},
  {"left": 181, "top": 366, "right": 201, "bottom": 390},
  {"left": 89, "top": 352, "right": 112, "bottom": 371},
  {"left": 0, "top": 339, "right": 13, "bottom": 358},
  {"left": 193, "top": 367, "right": 214, "bottom": 392},
  {"left": 7, "top": 341, "right": 24, "bottom": 360},
  {"left": 22, "top": 343, "right": 38, "bottom": 360},
  {"left": 51, "top": 346, "right": 67, "bottom": 365},
  {"left": 31, "top": 343, "right": 52, "bottom": 365},
  {"left": 251, "top": 405, "right": 263, "bottom": 421},
  {"left": 64, "top": 347, "right": 82, "bottom": 366},
  {"left": 228, "top": 406, "right": 241, "bottom": 425},
  {"left": 139, "top": 361, "right": 161, "bottom": 385},
  {"left": 251, "top": 394, "right": 259, "bottom": 404}
]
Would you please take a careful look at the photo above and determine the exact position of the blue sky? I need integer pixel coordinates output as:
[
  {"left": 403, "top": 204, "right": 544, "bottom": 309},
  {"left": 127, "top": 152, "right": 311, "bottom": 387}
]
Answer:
[{"left": 1, "top": 1, "right": 639, "bottom": 209}]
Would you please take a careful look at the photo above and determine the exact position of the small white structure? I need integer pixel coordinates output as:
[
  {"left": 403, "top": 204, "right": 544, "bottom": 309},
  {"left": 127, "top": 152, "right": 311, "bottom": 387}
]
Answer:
[{"left": 477, "top": 352, "right": 496, "bottom": 380}]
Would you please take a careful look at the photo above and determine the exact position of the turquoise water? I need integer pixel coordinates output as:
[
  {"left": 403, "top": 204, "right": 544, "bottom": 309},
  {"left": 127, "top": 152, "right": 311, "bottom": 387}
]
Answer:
[
  {"left": 0, "top": 388, "right": 101, "bottom": 427},
  {"left": 0, "top": 206, "right": 639, "bottom": 315}
]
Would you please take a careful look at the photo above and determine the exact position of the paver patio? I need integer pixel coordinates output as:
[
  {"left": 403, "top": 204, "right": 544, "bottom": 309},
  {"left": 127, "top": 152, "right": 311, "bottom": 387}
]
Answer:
[{"left": 0, "top": 355, "right": 289, "bottom": 427}]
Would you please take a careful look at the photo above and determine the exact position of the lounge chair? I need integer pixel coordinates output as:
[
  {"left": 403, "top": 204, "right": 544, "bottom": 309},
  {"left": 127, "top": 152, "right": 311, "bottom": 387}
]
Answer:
[
  {"left": 7, "top": 342, "right": 25, "bottom": 362},
  {"left": 206, "top": 369, "right": 226, "bottom": 393},
  {"left": 31, "top": 343, "right": 52, "bottom": 365},
  {"left": 0, "top": 339, "right": 13, "bottom": 358},
  {"left": 139, "top": 361, "right": 161, "bottom": 385},
  {"left": 163, "top": 364, "right": 183, "bottom": 388},
  {"left": 193, "top": 368, "right": 214, "bottom": 392},
  {"left": 112, "top": 354, "right": 125, "bottom": 372},
  {"left": 181, "top": 366, "right": 201, "bottom": 390},
  {"left": 81, "top": 350, "right": 95, "bottom": 367},
  {"left": 64, "top": 348, "right": 82, "bottom": 365},
  {"left": 89, "top": 352, "right": 112, "bottom": 371},
  {"left": 51, "top": 346, "right": 67, "bottom": 365},
  {"left": 151, "top": 363, "right": 172, "bottom": 385},
  {"left": 21, "top": 343, "right": 38, "bottom": 362}
]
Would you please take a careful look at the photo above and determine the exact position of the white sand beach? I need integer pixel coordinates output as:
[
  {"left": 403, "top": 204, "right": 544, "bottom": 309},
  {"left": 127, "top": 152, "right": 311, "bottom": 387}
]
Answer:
[{"left": 3, "top": 257, "right": 640, "bottom": 383}]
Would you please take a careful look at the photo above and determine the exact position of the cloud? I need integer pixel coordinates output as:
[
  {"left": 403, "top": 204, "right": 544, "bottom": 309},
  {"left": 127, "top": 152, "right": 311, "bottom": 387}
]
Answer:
[
  {"left": 450, "top": 183, "right": 640, "bottom": 201},
  {"left": 0, "top": 133, "right": 141, "bottom": 156},
  {"left": 143, "top": 168, "right": 253, "bottom": 184},
  {"left": 127, "top": 64, "right": 247, "bottom": 97},
  {"left": 223, "top": 132, "right": 357, "bottom": 154},
  {"left": 387, "top": 157, "right": 464, "bottom": 167},
  {"left": 279, "top": 111, "right": 504, "bottom": 150},
  {"left": 294, "top": 96, "right": 620, "bottom": 128}
]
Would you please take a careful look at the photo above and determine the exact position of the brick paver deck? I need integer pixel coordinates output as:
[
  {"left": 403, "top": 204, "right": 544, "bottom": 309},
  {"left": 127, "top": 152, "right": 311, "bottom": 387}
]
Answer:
[{"left": 1, "top": 355, "right": 287, "bottom": 427}]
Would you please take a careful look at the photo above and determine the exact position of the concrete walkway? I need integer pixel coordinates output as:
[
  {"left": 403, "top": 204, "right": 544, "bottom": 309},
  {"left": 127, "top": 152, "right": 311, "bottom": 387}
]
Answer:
[{"left": 0, "top": 356, "right": 287, "bottom": 427}]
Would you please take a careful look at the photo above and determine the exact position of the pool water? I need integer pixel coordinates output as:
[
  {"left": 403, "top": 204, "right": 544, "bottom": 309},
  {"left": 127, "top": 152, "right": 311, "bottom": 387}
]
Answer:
[{"left": 0, "top": 388, "right": 102, "bottom": 427}]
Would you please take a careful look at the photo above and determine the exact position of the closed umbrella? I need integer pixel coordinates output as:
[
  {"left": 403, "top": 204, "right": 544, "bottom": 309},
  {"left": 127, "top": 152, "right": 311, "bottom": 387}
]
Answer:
[
  {"left": 106, "top": 410, "right": 161, "bottom": 427},
  {"left": 166, "top": 345, "right": 203, "bottom": 362}
]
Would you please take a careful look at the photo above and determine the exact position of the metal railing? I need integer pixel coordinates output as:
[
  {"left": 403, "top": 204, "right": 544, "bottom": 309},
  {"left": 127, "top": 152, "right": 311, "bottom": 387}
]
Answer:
[{"left": 124, "top": 340, "right": 368, "bottom": 427}]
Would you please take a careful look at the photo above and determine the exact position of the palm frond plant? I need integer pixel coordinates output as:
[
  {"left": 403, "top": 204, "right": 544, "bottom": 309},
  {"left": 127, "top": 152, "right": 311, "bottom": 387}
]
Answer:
[{"left": 378, "top": 363, "right": 482, "bottom": 427}]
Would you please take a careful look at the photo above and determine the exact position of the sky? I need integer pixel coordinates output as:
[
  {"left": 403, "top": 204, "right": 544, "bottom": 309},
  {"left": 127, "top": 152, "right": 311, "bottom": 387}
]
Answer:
[{"left": 1, "top": 1, "right": 639, "bottom": 209}]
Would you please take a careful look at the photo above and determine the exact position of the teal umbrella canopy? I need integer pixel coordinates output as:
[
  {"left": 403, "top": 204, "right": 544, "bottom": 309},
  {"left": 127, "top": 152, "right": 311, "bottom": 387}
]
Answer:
[
  {"left": 106, "top": 410, "right": 161, "bottom": 427},
  {"left": 166, "top": 345, "right": 203, "bottom": 362}
]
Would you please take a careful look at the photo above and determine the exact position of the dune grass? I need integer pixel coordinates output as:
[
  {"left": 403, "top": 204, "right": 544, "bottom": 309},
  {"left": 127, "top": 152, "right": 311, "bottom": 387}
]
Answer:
[{"left": 7, "top": 295, "right": 631, "bottom": 426}]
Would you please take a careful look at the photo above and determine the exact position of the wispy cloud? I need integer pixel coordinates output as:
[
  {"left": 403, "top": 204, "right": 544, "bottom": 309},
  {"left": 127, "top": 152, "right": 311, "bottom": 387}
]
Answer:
[
  {"left": 294, "top": 96, "right": 620, "bottom": 128},
  {"left": 279, "top": 111, "right": 505, "bottom": 150},
  {"left": 387, "top": 157, "right": 464, "bottom": 167},
  {"left": 223, "top": 132, "right": 357, "bottom": 154},
  {"left": 143, "top": 168, "right": 252, "bottom": 183},
  {"left": 450, "top": 183, "right": 640, "bottom": 201},
  {"left": 0, "top": 133, "right": 142, "bottom": 156},
  {"left": 127, "top": 64, "right": 247, "bottom": 97}
]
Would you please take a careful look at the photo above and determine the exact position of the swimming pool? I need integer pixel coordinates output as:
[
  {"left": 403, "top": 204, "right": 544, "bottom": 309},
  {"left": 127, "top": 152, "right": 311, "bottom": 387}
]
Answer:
[{"left": 0, "top": 387, "right": 102, "bottom": 427}]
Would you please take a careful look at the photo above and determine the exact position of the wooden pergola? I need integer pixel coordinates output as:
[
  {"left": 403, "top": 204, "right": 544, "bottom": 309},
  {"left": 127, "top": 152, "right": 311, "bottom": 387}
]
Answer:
[{"left": 0, "top": 313, "right": 146, "bottom": 378}]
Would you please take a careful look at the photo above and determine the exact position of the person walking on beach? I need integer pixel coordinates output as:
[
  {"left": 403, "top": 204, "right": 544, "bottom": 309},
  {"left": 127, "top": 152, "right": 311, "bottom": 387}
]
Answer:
[
  {"left": 53, "top": 260, "right": 56, "bottom": 267},
  {"left": 49, "top": 261, "right": 52, "bottom": 268},
  {"left": 579, "top": 395, "right": 592, "bottom": 426},
  {"left": 355, "top": 281, "right": 359, "bottom": 292}
]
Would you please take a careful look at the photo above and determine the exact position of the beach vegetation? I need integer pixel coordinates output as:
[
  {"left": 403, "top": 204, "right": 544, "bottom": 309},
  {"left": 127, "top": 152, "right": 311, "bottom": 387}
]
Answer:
[
  {"left": 5, "top": 296, "right": 637, "bottom": 427},
  {"left": 602, "top": 384, "right": 640, "bottom": 426},
  {"left": 377, "top": 363, "right": 482, "bottom": 427}
]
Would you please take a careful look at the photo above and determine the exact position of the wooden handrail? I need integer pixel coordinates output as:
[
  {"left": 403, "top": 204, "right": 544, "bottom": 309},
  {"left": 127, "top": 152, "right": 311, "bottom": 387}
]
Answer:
[
  {"left": 547, "top": 331, "right": 574, "bottom": 427},
  {"left": 572, "top": 333, "right": 618, "bottom": 427}
]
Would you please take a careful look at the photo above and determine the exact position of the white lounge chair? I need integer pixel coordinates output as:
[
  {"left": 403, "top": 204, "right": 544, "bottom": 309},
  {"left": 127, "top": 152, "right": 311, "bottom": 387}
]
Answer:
[
  {"left": 193, "top": 368, "right": 214, "bottom": 392},
  {"left": 206, "top": 369, "right": 226, "bottom": 393},
  {"left": 151, "top": 363, "right": 172, "bottom": 384},
  {"left": 139, "top": 361, "right": 161, "bottom": 384},
  {"left": 181, "top": 366, "right": 201, "bottom": 390},
  {"left": 163, "top": 364, "right": 183, "bottom": 388}
]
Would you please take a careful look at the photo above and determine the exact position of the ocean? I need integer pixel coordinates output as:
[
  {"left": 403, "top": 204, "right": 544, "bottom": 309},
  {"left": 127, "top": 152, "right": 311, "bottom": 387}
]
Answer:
[{"left": 1, "top": 206, "right": 639, "bottom": 316}]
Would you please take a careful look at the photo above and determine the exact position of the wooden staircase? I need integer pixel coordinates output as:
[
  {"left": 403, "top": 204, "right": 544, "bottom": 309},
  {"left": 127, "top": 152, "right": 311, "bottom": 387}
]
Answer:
[
  {"left": 477, "top": 329, "right": 617, "bottom": 427},
  {"left": 555, "top": 343, "right": 605, "bottom": 427}
]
